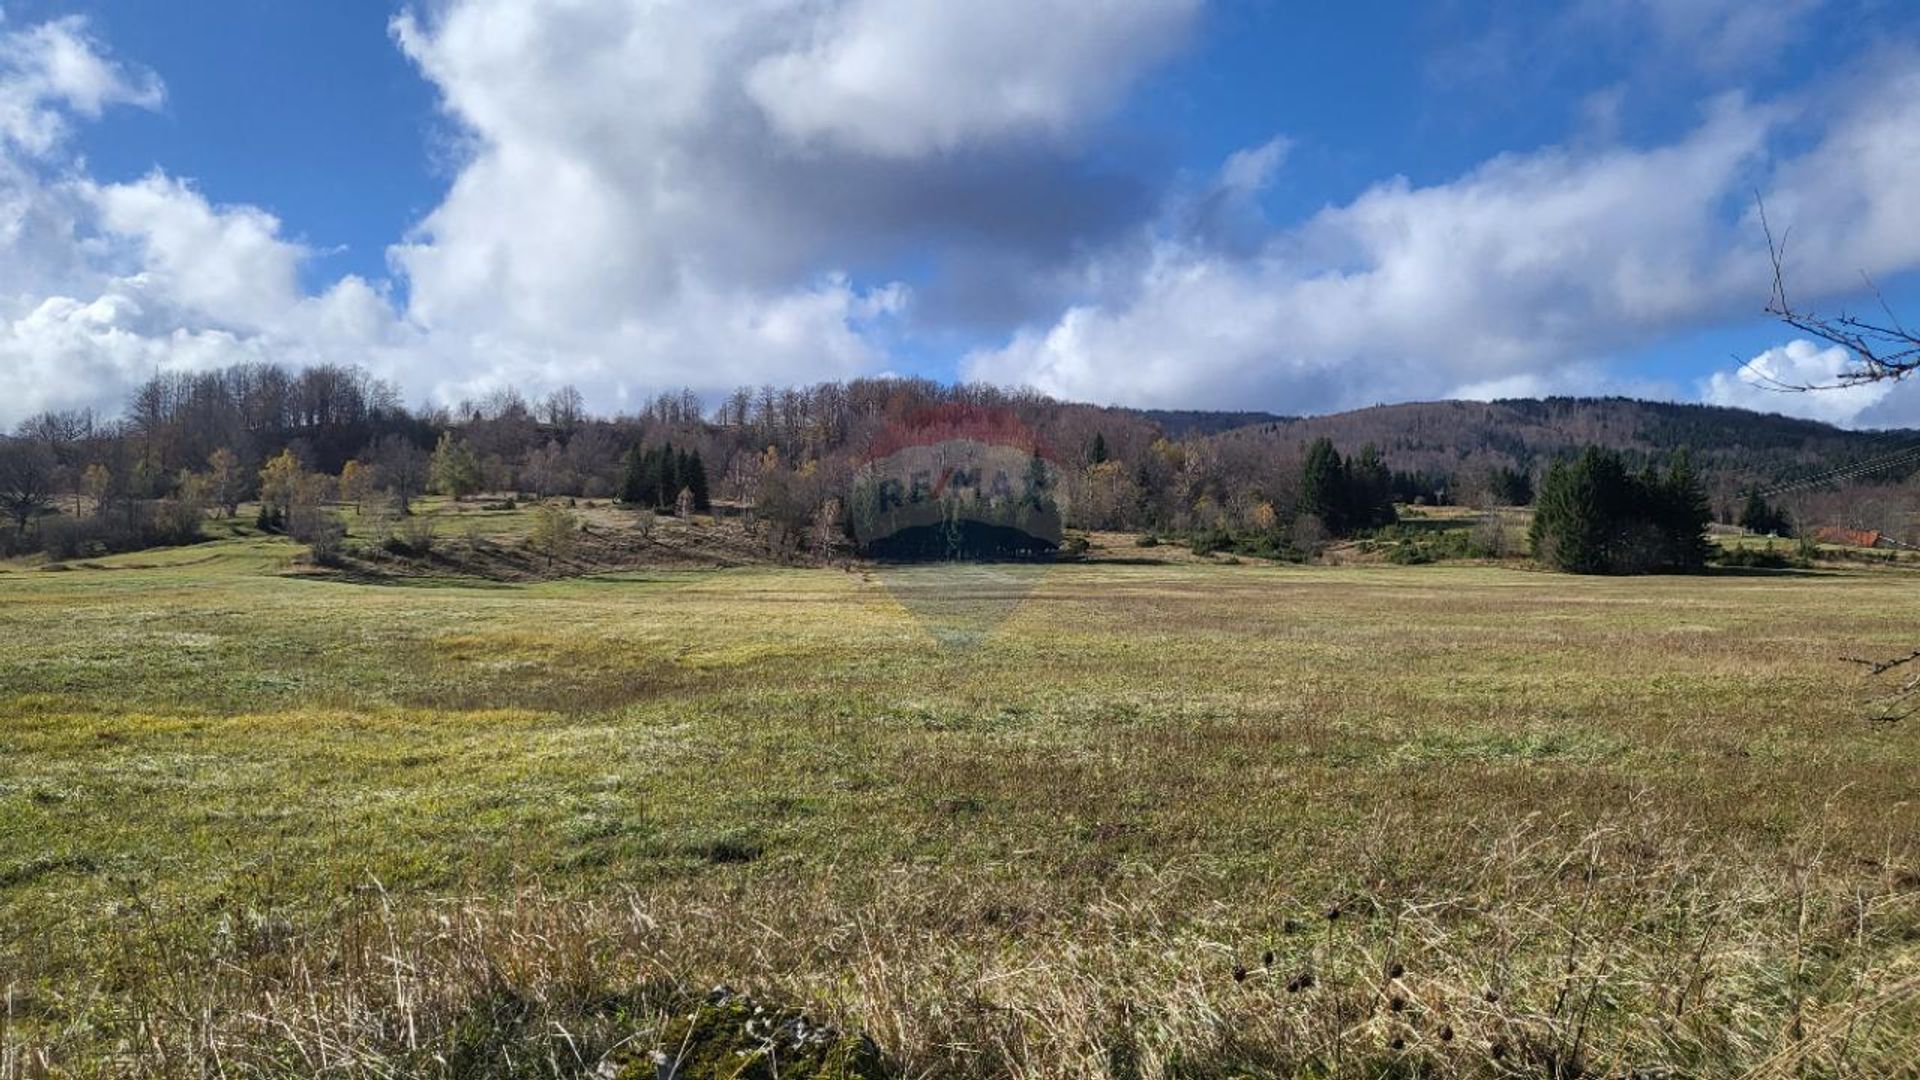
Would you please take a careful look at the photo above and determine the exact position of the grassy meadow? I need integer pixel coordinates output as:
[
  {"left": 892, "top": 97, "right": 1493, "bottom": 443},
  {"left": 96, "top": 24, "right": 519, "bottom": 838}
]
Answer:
[{"left": 2, "top": 533, "right": 1918, "bottom": 1076}]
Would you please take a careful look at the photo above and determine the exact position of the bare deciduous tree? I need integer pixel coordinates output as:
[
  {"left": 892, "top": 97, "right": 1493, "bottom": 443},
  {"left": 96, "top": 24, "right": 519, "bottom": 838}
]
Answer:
[
  {"left": 1764, "top": 208, "right": 1919, "bottom": 719},
  {"left": 0, "top": 438, "right": 57, "bottom": 533},
  {"left": 371, "top": 436, "right": 430, "bottom": 515}
]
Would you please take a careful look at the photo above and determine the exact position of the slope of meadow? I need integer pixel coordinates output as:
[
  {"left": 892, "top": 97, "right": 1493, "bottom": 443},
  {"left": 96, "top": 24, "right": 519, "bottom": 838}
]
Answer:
[{"left": 2, "top": 542, "right": 1917, "bottom": 1077}]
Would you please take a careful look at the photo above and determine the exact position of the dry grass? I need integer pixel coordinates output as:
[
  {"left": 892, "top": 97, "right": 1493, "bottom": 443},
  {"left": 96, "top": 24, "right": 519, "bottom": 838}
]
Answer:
[{"left": 2, "top": 545, "right": 1918, "bottom": 1077}]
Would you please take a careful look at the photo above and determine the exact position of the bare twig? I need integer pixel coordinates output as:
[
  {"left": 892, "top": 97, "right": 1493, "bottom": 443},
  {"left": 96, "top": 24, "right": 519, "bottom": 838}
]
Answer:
[
  {"left": 1841, "top": 649, "right": 1920, "bottom": 723},
  {"left": 1758, "top": 195, "right": 1920, "bottom": 388}
]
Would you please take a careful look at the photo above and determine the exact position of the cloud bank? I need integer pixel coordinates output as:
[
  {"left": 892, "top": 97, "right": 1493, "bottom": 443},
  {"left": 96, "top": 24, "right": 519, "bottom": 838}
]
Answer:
[
  {"left": 1, "top": 1, "right": 1918, "bottom": 431},
  {"left": 964, "top": 74, "right": 1920, "bottom": 423}
]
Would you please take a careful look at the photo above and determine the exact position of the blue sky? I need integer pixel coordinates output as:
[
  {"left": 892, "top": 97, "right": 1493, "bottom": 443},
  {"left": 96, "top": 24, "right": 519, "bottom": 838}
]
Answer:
[
  {"left": 2, "top": 0, "right": 1919, "bottom": 428},
  {"left": 16, "top": 1, "right": 442, "bottom": 288}
]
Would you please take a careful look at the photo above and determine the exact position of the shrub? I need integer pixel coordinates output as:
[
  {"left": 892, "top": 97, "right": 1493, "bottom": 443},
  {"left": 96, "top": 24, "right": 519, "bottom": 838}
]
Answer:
[
  {"left": 528, "top": 505, "right": 580, "bottom": 567},
  {"left": 308, "top": 529, "right": 348, "bottom": 566},
  {"left": 384, "top": 514, "right": 437, "bottom": 556},
  {"left": 1387, "top": 544, "right": 1435, "bottom": 565},
  {"left": 1375, "top": 525, "right": 1503, "bottom": 565},
  {"left": 288, "top": 505, "right": 348, "bottom": 564},
  {"left": 1469, "top": 516, "right": 1523, "bottom": 558},
  {"left": 360, "top": 499, "right": 400, "bottom": 548},
  {"left": 1715, "top": 545, "right": 1806, "bottom": 570},
  {"left": 38, "top": 502, "right": 204, "bottom": 559},
  {"left": 152, "top": 499, "right": 205, "bottom": 542},
  {"left": 1186, "top": 526, "right": 1307, "bottom": 562},
  {"left": 1189, "top": 527, "right": 1233, "bottom": 556}
]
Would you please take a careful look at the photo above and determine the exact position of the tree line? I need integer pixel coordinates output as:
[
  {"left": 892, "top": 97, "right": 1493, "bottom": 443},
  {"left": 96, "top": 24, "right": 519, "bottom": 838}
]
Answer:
[{"left": 0, "top": 358, "right": 1853, "bottom": 567}]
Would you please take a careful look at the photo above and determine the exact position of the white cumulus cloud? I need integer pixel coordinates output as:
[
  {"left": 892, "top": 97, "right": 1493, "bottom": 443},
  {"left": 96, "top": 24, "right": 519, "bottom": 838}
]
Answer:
[
  {"left": 3, "top": 2, "right": 1920, "bottom": 431},
  {"left": 0, "top": 12, "right": 159, "bottom": 155},
  {"left": 746, "top": 0, "right": 1198, "bottom": 157},
  {"left": 0, "top": 1, "right": 1187, "bottom": 426},
  {"left": 966, "top": 58, "right": 1920, "bottom": 420},
  {"left": 0, "top": 18, "right": 413, "bottom": 425},
  {"left": 1699, "top": 339, "right": 1915, "bottom": 427}
]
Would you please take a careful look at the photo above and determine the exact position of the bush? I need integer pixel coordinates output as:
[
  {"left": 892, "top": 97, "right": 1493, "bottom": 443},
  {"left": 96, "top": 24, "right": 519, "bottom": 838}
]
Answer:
[
  {"left": 1715, "top": 545, "right": 1806, "bottom": 570},
  {"left": 388, "top": 515, "right": 436, "bottom": 556},
  {"left": 1189, "top": 526, "right": 1233, "bottom": 556},
  {"left": 528, "top": 505, "right": 580, "bottom": 566},
  {"left": 1469, "top": 516, "right": 1523, "bottom": 558},
  {"left": 288, "top": 506, "right": 347, "bottom": 564},
  {"left": 37, "top": 516, "right": 87, "bottom": 559},
  {"left": 152, "top": 499, "right": 205, "bottom": 543},
  {"left": 1373, "top": 525, "right": 1502, "bottom": 565},
  {"left": 37, "top": 502, "right": 204, "bottom": 560},
  {"left": 308, "top": 529, "right": 348, "bottom": 566},
  {"left": 1387, "top": 543, "right": 1435, "bottom": 565},
  {"left": 1186, "top": 526, "right": 1306, "bottom": 562},
  {"left": 402, "top": 515, "right": 436, "bottom": 553},
  {"left": 1135, "top": 534, "right": 1161, "bottom": 548},
  {"left": 359, "top": 499, "right": 400, "bottom": 548}
]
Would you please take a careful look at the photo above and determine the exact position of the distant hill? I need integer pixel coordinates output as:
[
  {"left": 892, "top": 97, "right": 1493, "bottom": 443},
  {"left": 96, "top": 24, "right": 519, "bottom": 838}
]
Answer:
[
  {"left": 1134, "top": 408, "right": 1294, "bottom": 438},
  {"left": 1180, "top": 397, "right": 1920, "bottom": 496}
]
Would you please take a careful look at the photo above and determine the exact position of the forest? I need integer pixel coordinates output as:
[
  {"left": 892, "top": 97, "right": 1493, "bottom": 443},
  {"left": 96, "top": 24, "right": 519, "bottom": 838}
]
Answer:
[{"left": 1, "top": 361, "right": 1916, "bottom": 564}]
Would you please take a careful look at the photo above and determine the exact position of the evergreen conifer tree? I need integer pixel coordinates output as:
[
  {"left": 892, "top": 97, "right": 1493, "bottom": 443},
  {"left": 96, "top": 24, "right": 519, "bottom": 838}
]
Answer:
[
  {"left": 1300, "top": 437, "right": 1347, "bottom": 534},
  {"left": 686, "top": 450, "right": 711, "bottom": 511},
  {"left": 1531, "top": 452, "right": 1609, "bottom": 573},
  {"left": 1532, "top": 447, "right": 1711, "bottom": 574},
  {"left": 1349, "top": 444, "right": 1396, "bottom": 530},
  {"left": 1738, "top": 487, "right": 1791, "bottom": 537},
  {"left": 1661, "top": 449, "right": 1713, "bottom": 570},
  {"left": 620, "top": 445, "right": 653, "bottom": 505},
  {"left": 657, "top": 443, "right": 679, "bottom": 511}
]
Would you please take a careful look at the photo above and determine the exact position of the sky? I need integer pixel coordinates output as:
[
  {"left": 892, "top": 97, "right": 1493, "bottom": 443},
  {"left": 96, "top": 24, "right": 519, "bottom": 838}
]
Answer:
[{"left": 2, "top": 0, "right": 1920, "bottom": 430}]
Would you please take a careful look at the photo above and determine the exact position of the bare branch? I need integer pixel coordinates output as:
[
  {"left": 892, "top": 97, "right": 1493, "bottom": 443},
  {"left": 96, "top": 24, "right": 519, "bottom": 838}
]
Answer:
[
  {"left": 1756, "top": 194, "right": 1920, "bottom": 388},
  {"left": 1764, "top": 202, "right": 1920, "bottom": 724},
  {"left": 1842, "top": 649, "right": 1920, "bottom": 724}
]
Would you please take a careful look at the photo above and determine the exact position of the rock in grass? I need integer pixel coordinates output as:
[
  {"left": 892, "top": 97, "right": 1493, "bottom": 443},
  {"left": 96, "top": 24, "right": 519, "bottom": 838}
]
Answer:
[{"left": 613, "top": 988, "right": 889, "bottom": 1080}]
